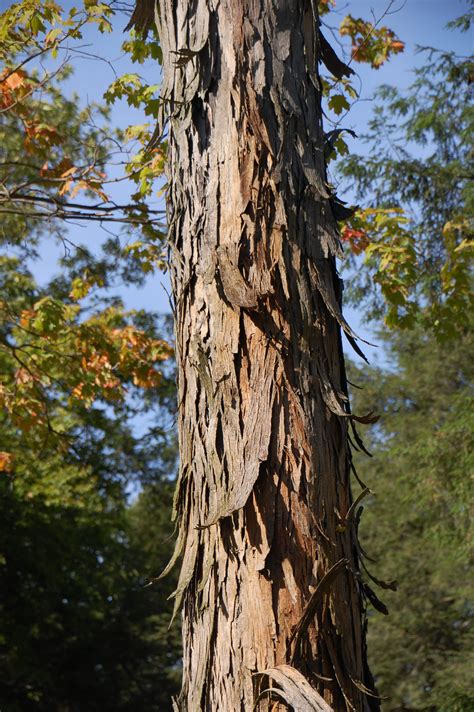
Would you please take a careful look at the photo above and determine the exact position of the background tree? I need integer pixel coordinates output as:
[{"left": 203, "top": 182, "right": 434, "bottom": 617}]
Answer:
[
  {"left": 0, "top": 259, "right": 182, "bottom": 711},
  {"left": 339, "top": 11, "right": 473, "bottom": 710},
  {"left": 0, "top": 0, "right": 166, "bottom": 231},
  {"left": 0, "top": 5, "right": 181, "bottom": 709},
  {"left": 349, "top": 326, "right": 473, "bottom": 712}
]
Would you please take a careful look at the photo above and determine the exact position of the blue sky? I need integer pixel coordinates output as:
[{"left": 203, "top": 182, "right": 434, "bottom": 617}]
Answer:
[{"left": 3, "top": 0, "right": 472, "bottom": 365}]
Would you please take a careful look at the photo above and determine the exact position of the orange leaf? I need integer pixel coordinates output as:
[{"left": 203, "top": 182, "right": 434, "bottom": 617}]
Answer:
[
  {"left": 341, "top": 226, "right": 370, "bottom": 255},
  {"left": 0, "top": 451, "right": 13, "bottom": 473},
  {"left": 69, "top": 180, "right": 89, "bottom": 198},
  {"left": 5, "top": 70, "right": 27, "bottom": 90},
  {"left": 60, "top": 165, "right": 76, "bottom": 178},
  {"left": 59, "top": 179, "right": 74, "bottom": 196},
  {"left": 15, "top": 368, "right": 33, "bottom": 385}
]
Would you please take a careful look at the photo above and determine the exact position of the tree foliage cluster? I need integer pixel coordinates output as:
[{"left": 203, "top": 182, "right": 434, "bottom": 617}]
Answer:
[
  {"left": 0, "top": 241, "right": 182, "bottom": 709},
  {"left": 0, "top": 0, "right": 471, "bottom": 710},
  {"left": 339, "top": 37, "right": 473, "bottom": 338}
]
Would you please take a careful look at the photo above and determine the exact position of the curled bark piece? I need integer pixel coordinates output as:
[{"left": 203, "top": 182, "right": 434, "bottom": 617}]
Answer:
[
  {"left": 217, "top": 245, "right": 259, "bottom": 308},
  {"left": 288, "top": 559, "right": 348, "bottom": 663},
  {"left": 319, "top": 31, "right": 354, "bottom": 79},
  {"left": 330, "top": 197, "right": 357, "bottom": 221},
  {"left": 124, "top": 0, "right": 156, "bottom": 36},
  {"left": 255, "top": 664, "right": 334, "bottom": 711},
  {"left": 363, "top": 583, "right": 389, "bottom": 615}
]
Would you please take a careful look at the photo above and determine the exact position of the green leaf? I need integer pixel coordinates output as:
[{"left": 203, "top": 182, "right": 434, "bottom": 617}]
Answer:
[{"left": 328, "top": 93, "right": 350, "bottom": 115}]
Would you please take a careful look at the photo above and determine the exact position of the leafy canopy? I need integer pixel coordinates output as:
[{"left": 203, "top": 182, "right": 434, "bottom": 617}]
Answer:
[
  {"left": 1, "top": 9, "right": 181, "bottom": 708},
  {"left": 338, "top": 20, "right": 473, "bottom": 340}
]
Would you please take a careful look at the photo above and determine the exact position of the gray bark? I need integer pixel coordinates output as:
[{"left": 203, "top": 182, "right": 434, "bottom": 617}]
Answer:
[{"left": 129, "top": 0, "right": 379, "bottom": 709}]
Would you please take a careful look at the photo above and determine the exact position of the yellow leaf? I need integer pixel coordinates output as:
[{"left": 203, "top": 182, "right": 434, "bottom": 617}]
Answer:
[{"left": 454, "top": 239, "right": 473, "bottom": 253}]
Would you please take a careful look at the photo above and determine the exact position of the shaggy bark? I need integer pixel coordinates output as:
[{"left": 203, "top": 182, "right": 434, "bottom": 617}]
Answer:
[{"left": 129, "top": 1, "right": 379, "bottom": 709}]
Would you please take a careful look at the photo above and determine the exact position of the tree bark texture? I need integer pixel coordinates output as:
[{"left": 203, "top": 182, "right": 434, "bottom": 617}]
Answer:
[{"left": 130, "top": 0, "right": 380, "bottom": 709}]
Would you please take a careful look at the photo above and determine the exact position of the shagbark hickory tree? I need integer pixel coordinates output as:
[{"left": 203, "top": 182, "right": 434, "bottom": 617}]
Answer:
[{"left": 129, "top": 0, "right": 379, "bottom": 709}]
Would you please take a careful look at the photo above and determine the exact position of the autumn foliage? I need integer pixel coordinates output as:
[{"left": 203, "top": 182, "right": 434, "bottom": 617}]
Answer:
[{"left": 339, "top": 15, "right": 404, "bottom": 68}]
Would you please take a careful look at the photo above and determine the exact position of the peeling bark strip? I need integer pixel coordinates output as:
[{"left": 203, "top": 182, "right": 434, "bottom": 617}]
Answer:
[{"left": 130, "top": 0, "right": 379, "bottom": 709}]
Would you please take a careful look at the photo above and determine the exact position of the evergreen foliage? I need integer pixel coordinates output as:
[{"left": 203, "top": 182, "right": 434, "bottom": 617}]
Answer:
[{"left": 350, "top": 328, "right": 473, "bottom": 711}]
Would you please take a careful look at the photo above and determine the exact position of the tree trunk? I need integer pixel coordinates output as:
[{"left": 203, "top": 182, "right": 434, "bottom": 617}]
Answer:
[{"left": 130, "top": 0, "right": 379, "bottom": 709}]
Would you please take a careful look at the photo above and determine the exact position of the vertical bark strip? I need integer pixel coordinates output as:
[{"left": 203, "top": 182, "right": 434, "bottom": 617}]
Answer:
[{"left": 130, "top": 1, "right": 379, "bottom": 709}]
